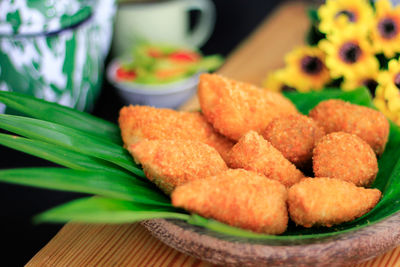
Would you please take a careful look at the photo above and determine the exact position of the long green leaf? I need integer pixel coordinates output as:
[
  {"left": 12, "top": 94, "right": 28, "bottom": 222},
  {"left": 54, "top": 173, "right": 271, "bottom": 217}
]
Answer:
[
  {"left": 0, "top": 91, "right": 121, "bottom": 144},
  {"left": 372, "top": 121, "right": 400, "bottom": 192},
  {"left": 0, "top": 133, "right": 130, "bottom": 176},
  {"left": 0, "top": 168, "right": 170, "bottom": 206},
  {"left": 0, "top": 114, "right": 145, "bottom": 178},
  {"left": 34, "top": 197, "right": 188, "bottom": 224},
  {"left": 284, "top": 87, "right": 374, "bottom": 114}
]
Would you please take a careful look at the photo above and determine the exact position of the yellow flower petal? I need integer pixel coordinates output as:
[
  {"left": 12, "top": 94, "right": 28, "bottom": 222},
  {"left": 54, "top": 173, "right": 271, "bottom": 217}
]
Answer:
[
  {"left": 374, "top": 62, "right": 400, "bottom": 126},
  {"left": 318, "top": 0, "right": 374, "bottom": 35},
  {"left": 262, "top": 69, "right": 288, "bottom": 92}
]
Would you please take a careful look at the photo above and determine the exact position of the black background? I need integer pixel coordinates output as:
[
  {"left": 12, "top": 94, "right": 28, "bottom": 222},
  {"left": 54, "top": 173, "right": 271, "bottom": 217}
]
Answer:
[{"left": 0, "top": 1, "right": 281, "bottom": 265}]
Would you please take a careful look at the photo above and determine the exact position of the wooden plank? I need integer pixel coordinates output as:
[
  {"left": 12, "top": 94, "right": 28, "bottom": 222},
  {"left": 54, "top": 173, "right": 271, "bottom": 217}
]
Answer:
[
  {"left": 26, "top": 223, "right": 212, "bottom": 267},
  {"left": 26, "top": 1, "right": 400, "bottom": 266}
]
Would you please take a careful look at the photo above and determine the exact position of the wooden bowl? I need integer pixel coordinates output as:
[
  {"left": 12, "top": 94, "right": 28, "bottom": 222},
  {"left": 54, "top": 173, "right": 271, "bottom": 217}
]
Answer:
[{"left": 142, "top": 214, "right": 400, "bottom": 266}]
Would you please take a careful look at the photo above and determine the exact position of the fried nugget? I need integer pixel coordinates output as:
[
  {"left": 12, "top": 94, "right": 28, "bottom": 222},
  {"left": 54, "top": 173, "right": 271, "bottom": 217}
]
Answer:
[
  {"left": 313, "top": 132, "right": 378, "bottom": 187},
  {"left": 198, "top": 73, "right": 298, "bottom": 141},
  {"left": 288, "top": 177, "right": 381, "bottom": 228},
  {"left": 309, "top": 99, "right": 389, "bottom": 155},
  {"left": 129, "top": 139, "right": 228, "bottom": 194},
  {"left": 171, "top": 169, "right": 288, "bottom": 234},
  {"left": 227, "top": 131, "right": 304, "bottom": 187},
  {"left": 262, "top": 114, "right": 325, "bottom": 168},
  {"left": 118, "top": 105, "right": 234, "bottom": 161}
]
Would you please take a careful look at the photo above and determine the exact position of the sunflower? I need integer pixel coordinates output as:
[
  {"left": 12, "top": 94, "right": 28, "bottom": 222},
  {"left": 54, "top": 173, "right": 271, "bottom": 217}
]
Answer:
[
  {"left": 373, "top": 59, "right": 400, "bottom": 124},
  {"left": 262, "top": 69, "right": 295, "bottom": 92},
  {"left": 279, "top": 46, "right": 331, "bottom": 92},
  {"left": 319, "top": 26, "right": 379, "bottom": 80},
  {"left": 342, "top": 63, "right": 380, "bottom": 96},
  {"left": 371, "top": 0, "right": 400, "bottom": 58},
  {"left": 318, "top": 0, "right": 373, "bottom": 34}
]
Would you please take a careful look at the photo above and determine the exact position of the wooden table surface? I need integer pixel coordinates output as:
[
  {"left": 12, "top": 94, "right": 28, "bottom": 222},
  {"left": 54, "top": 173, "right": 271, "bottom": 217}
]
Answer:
[{"left": 27, "top": 2, "right": 400, "bottom": 266}]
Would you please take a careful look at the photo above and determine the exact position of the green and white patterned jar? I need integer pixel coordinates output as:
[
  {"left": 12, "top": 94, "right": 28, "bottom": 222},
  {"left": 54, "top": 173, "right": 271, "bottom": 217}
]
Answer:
[{"left": 0, "top": 0, "right": 115, "bottom": 113}]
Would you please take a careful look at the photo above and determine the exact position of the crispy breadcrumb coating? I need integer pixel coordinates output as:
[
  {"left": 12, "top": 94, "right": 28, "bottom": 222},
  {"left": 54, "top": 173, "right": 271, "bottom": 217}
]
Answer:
[
  {"left": 262, "top": 114, "right": 325, "bottom": 167},
  {"left": 198, "top": 73, "right": 298, "bottom": 141},
  {"left": 288, "top": 177, "right": 381, "bottom": 228},
  {"left": 118, "top": 105, "right": 234, "bottom": 161},
  {"left": 313, "top": 132, "right": 378, "bottom": 187},
  {"left": 227, "top": 131, "right": 304, "bottom": 187},
  {"left": 129, "top": 139, "right": 228, "bottom": 195},
  {"left": 171, "top": 169, "right": 288, "bottom": 234},
  {"left": 309, "top": 99, "right": 389, "bottom": 155}
]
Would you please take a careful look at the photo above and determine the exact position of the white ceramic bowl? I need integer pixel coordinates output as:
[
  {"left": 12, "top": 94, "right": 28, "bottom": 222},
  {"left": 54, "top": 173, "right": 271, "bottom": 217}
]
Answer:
[{"left": 107, "top": 59, "right": 200, "bottom": 109}]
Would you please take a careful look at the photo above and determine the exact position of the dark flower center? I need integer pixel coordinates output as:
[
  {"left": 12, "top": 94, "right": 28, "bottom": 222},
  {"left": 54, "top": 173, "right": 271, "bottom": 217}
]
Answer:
[
  {"left": 300, "top": 56, "right": 324, "bottom": 75},
  {"left": 394, "top": 73, "right": 400, "bottom": 89},
  {"left": 281, "top": 85, "right": 296, "bottom": 92},
  {"left": 335, "top": 10, "right": 356, "bottom": 22},
  {"left": 339, "top": 42, "right": 362, "bottom": 64},
  {"left": 378, "top": 18, "right": 398, "bottom": 39},
  {"left": 362, "top": 79, "right": 378, "bottom": 97}
]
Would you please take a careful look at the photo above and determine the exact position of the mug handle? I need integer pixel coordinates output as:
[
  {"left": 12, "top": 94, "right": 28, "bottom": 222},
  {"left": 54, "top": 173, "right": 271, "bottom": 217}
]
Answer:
[{"left": 184, "top": 0, "right": 216, "bottom": 48}]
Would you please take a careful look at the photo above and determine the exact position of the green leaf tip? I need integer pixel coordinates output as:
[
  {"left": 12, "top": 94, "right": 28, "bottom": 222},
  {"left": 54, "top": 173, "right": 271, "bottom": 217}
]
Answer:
[{"left": 33, "top": 197, "right": 188, "bottom": 224}]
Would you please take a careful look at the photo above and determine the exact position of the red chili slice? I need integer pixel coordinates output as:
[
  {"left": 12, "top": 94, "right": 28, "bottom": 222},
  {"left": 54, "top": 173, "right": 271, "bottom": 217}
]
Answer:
[
  {"left": 116, "top": 67, "right": 137, "bottom": 81},
  {"left": 169, "top": 51, "right": 200, "bottom": 62}
]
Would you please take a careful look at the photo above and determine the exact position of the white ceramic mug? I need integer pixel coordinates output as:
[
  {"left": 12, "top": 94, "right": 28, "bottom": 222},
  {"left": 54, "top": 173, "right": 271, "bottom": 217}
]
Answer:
[{"left": 112, "top": 0, "right": 215, "bottom": 56}]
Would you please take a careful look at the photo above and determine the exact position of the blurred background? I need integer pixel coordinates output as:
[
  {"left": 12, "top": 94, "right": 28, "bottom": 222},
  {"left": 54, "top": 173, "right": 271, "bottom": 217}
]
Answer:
[{"left": 0, "top": 0, "right": 283, "bottom": 265}]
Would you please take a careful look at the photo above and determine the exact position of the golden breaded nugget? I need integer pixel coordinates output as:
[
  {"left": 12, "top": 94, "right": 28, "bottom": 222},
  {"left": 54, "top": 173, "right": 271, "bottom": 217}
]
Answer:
[
  {"left": 118, "top": 105, "right": 234, "bottom": 161},
  {"left": 227, "top": 131, "right": 304, "bottom": 187},
  {"left": 309, "top": 99, "right": 389, "bottom": 155},
  {"left": 129, "top": 139, "right": 228, "bottom": 194},
  {"left": 198, "top": 73, "right": 298, "bottom": 141},
  {"left": 313, "top": 132, "right": 378, "bottom": 187},
  {"left": 172, "top": 169, "right": 288, "bottom": 234},
  {"left": 288, "top": 177, "right": 381, "bottom": 228},
  {"left": 262, "top": 114, "right": 325, "bottom": 168}
]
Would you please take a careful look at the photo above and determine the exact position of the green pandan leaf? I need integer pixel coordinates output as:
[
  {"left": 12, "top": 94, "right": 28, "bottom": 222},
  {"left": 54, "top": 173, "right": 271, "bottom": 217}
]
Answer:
[
  {"left": 0, "top": 133, "right": 129, "bottom": 176},
  {"left": 0, "top": 168, "right": 170, "bottom": 206},
  {"left": 283, "top": 87, "right": 374, "bottom": 114},
  {"left": 0, "top": 91, "right": 121, "bottom": 144},
  {"left": 34, "top": 197, "right": 188, "bottom": 224},
  {"left": 0, "top": 114, "right": 145, "bottom": 178}
]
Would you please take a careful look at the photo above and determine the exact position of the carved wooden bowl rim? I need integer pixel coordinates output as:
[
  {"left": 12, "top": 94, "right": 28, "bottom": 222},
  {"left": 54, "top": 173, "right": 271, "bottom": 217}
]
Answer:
[{"left": 142, "top": 213, "right": 400, "bottom": 267}]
